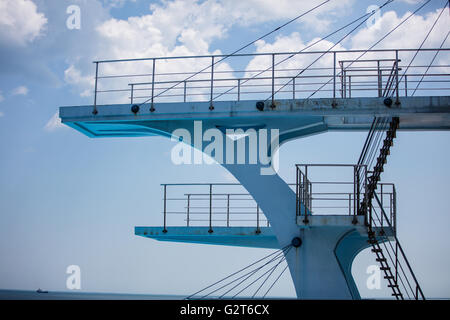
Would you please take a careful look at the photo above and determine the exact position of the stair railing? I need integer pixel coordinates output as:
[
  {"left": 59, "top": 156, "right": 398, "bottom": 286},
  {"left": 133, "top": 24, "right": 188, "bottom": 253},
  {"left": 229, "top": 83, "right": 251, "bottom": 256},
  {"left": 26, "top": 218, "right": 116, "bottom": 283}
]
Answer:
[{"left": 369, "top": 192, "right": 425, "bottom": 300}]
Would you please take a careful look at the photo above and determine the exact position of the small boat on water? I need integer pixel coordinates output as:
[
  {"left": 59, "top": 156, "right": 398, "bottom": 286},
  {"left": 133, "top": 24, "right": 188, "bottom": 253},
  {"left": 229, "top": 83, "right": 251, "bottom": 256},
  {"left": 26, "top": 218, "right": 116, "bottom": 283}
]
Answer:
[{"left": 36, "top": 288, "right": 48, "bottom": 294}]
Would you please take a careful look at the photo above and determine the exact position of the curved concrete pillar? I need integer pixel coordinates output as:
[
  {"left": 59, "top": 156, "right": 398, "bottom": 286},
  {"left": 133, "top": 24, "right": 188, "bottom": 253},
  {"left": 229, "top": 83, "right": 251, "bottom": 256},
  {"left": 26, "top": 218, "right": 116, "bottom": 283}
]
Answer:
[
  {"left": 223, "top": 161, "right": 358, "bottom": 299},
  {"left": 167, "top": 119, "right": 363, "bottom": 299}
]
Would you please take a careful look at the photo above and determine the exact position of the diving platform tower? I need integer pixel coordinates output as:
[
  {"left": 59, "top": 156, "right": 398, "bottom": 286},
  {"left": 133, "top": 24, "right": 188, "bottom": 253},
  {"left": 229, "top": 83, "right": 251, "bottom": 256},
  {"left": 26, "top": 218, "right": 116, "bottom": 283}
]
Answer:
[{"left": 60, "top": 48, "right": 450, "bottom": 299}]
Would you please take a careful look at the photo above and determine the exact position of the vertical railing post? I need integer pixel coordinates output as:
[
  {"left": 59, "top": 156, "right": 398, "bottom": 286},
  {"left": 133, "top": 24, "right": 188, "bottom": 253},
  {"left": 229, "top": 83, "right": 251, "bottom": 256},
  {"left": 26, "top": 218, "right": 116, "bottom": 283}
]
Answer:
[
  {"left": 186, "top": 194, "right": 190, "bottom": 227},
  {"left": 355, "top": 166, "right": 359, "bottom": 216},
  {"left": 355, "top": 166, "right": 359, "bottom": 217},
  {"left": 227, "top": 194, "right": 230, "bottom": 227},
  {"left": 292, "top": 77, "right": 296, "bottom": 100},
  {"left": 150, "top": 58, "right": 156, "bottom": 112},
  {"left": 405, "top": 75, "right": 408, "bottom": 97},
  {"left": 340, "top": 61, "right": 344, "bottom": 98},
  {"left": 364, "top": 165, "right": 368, "bottom": 220},
  {"left": 377, "top": 60, "right": 382, "bottom": 97},
  {"left": 184, "top": 80, "right": 187, "bottom": 103},
  {"left": 271, "top": 54, "right": 275, "bottom": 108},
  {"left": 130, "top": 84, "right": 134, "bottom": 104},
  {"left": 380, "top": 184, "right": 384, "bottom": 227},
  {"left": 296, "top": 166, "right": 299, "bottom": 216},
  {"left": 393, "top": 185, "right": 397, "bottom": 235},
  {"left": 256, "top": 205, "right": 261, "bottom": 234},
  {"left": 343, "top": 70, "right": 347, "bottom": 98},
  {"left": 395, "top": 50, "right": 400, "bottom": 104},
  {"left": 348, "top": 75, "right": 352, "bottom": 98},
  {"left": 93, "top": 62, "right": 99, "bottom": 115},
  {"left": 333, "top": 51, "right": 336, "bottom": 105},
  {"left": 208, "top": 184, "right": 213, "bottom": 233},
  {"left": 309, "top": 182, "right": 312, "bottom": 213},
  {"left": 163, "top": 185, "right": 167, "bottom": 233},
  {"left": 237, "top": 79, "right": 241, "bottom": 101},
  {"left": 209, "top": 56, "right": 215, "bottom": 110},
  {"left": 304, "top": 166, "right": 308, "bottom": 217},
  {"left": 349, "top": 193, "right": 351, "bottom": 216}
]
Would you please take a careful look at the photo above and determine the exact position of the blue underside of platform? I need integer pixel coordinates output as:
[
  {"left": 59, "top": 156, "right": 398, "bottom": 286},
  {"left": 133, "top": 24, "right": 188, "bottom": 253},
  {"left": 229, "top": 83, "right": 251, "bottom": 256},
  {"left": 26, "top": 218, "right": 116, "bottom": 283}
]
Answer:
[{"left": 135, "top": 226, "right": 280, "bottom": 249}]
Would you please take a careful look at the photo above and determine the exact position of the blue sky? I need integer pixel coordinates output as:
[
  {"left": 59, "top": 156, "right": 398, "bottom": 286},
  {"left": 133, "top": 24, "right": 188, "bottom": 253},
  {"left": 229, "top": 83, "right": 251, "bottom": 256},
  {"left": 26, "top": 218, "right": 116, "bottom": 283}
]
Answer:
[{"left": 0, "top": 0, "right": 449, "bottom": 298}]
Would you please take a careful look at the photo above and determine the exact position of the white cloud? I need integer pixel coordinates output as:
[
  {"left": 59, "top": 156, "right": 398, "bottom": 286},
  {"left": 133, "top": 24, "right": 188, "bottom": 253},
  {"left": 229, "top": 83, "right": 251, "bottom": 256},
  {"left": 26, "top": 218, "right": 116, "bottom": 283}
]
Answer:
[
  {"left": 64, "top": 0, "right": 447, "bottom": 102},
  {"left": 350, "top": 9, "right": 449, "bottom": 50},
  {"left": 0, "top": 0, "right": 47, "bottom": 46},
  {"left": 0, "top": 111, "right": 3, "bottom": 117},
  {"left": 397, "top": 0, "right": 424, "bottom": 3},
  {"left": 12, "top": 86, "right": 28, "bottom": 96},
  {"left": 102, "top": 0, "right": 137, "bottom": 8},
  {"left": 97, "top": 0, "right": 229, "bottom": 56},
  {"left": 0, "top": 91, "right": 4, "bottom": 102},
  {"left": 64, "top": 65, "right": 94, "bottom": 97},
  {"left": 215, "top": 0, "right": 353, "bottom": 32},
  {"left": 44, "top": 112, "right": 65, "bottom": 132},
  {"left": 65, "top": 0, "right": 354, "bottom": 100}
]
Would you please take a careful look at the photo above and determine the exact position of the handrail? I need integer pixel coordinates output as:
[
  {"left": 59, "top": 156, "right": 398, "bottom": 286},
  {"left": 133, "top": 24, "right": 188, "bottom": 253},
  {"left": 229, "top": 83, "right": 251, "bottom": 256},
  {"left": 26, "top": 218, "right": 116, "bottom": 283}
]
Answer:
[
  {"left": 91, "top": 47, "right": 450, "bottom": 111},
  {"left": 93, "top": 48, "right": 450, "bottom": 64},
  {"left": 372, "top": 192, "right": 425, "bottom": 300},
  {"left": 161, "top": 183, "right": 270, "bottom": 232}
]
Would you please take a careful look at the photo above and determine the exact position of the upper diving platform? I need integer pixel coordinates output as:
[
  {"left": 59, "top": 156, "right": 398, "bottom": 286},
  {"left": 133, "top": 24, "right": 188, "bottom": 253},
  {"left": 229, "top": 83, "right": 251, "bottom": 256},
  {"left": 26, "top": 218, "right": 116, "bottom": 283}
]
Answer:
[{"left": 60, "top": 48, "right": 450, "bottom": 138}]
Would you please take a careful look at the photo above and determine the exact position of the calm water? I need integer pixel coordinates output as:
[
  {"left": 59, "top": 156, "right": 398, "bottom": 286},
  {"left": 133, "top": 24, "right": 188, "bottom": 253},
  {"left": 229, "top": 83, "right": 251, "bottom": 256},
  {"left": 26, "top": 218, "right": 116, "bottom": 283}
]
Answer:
[
  {"left": 1, "top": 290, "right": 446, "bottom": 300},
  {"left": 0, "top": 290, "right": 185, "bottom": 300}
]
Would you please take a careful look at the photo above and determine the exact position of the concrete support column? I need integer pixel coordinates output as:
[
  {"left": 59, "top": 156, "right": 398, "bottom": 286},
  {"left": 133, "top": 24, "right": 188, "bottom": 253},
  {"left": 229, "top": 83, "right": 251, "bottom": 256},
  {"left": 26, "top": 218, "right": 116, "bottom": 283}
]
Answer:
[{"left": 223, "top": 162, "right": 358, "bottom": 299}]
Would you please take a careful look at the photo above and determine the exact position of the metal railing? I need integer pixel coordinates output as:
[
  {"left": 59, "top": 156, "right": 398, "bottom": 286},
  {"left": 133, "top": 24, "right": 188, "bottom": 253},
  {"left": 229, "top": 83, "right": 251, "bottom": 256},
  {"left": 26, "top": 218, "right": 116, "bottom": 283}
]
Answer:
[
  {"left": 91, "top": 48, "right": 450, "bottom": 112},
  {"left": 295, "top": 164, "right": 397, "bottom": 229},
  {"left": 369, "top": 192, "right": 424, "bottom": 300},
  {"left": 161, "top": 183, "right": 270, "bottom": 233},
  {"left": 356, "top": 116, "right": 399, "bottom": 217},
  {"left": 296, "top": 164, "right": 368, "bottom": 217}
]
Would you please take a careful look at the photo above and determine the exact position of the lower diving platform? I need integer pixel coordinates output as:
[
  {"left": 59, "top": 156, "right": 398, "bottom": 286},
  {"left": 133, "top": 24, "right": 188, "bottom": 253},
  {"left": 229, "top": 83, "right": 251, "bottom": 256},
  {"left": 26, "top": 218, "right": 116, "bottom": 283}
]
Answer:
[{"left": 135, "top": 215, "right": 394, "bottom": 249}]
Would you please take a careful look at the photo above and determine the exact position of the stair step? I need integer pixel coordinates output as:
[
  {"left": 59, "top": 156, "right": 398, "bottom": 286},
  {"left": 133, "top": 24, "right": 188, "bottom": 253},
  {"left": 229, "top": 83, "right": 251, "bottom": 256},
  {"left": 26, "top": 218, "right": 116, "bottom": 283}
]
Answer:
[
  {"left": 372, "top": 248, "right": 382, "bottom": 253},
  {"left": 384, "top": 275, "right": 394, "bottom": 280},
  {"left": 380, "top": 267, "right": 390, "bottom": 271},
  {"left": 376, "top": 258, "right": 387, "bottom": 262},
  {"left": 390, "top": 120, "right": 399, "bottom": 130},
  {"left": 388, "top": 284, "right": 399, "bottom": 288},
  {"left": 388, "top": 131, "right": 396, "bottom": 139}
]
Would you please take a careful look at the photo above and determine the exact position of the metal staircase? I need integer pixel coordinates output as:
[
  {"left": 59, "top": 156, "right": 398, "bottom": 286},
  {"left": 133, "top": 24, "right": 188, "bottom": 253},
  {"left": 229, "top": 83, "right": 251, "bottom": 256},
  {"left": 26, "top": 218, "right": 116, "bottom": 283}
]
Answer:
[
  {"left": 358, "top": 116, "right": 399, "bottom": 214},
  {"left": 366, "top": 192, "right": 425, "bottom": 300},
  {"left": 358, "top": 117, "right": 425, "bottom": 300}
]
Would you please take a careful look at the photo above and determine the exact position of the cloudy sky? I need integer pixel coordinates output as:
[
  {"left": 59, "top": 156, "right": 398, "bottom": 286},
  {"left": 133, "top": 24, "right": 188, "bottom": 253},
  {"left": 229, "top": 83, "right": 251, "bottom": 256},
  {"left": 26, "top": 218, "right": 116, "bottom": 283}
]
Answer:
[{"left": 0, "top": 0, "right": 449, "bottom": 298}]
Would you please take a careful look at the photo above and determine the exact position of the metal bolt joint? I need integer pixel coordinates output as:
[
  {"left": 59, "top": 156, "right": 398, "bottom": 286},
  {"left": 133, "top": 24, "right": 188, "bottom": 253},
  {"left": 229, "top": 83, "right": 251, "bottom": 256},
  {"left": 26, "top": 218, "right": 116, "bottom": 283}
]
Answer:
[{"left": 291, "top": 237, "right": 302, "bottom": 248}]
